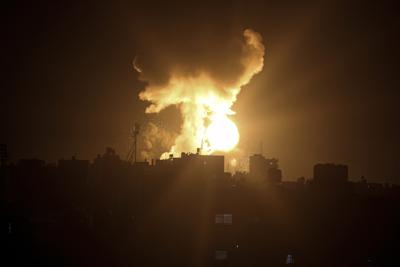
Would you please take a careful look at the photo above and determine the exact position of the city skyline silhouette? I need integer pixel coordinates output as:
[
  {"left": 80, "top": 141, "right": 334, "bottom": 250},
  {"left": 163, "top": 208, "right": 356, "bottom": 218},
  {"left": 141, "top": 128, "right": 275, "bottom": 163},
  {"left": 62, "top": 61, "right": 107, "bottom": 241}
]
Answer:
[
  {"left": 2, "top": 1, "right": 399, "bottom": 182},
  {"left": 2, "top": 1, "right": 400, "bottom": 266}
]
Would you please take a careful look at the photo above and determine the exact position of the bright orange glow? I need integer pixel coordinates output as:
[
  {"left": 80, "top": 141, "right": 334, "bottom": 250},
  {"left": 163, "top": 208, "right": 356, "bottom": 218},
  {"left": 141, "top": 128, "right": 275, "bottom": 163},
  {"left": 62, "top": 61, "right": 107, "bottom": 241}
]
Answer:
[
  {"left": 205, "top": 115, "right": 239, "bottom": 152},
  {"left": 137, "top": 29, "right": 265, "bottom": 158}
]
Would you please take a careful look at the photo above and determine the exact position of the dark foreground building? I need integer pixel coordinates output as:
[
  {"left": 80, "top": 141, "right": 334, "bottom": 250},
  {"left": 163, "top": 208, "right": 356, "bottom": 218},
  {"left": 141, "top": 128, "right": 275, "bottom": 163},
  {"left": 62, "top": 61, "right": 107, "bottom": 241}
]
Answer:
[
  {"left": 249, "top": 154, "right": 282, "bottom": 183},
  {"left": 1, "top": 149, "right": 400, "bottom": 266}
]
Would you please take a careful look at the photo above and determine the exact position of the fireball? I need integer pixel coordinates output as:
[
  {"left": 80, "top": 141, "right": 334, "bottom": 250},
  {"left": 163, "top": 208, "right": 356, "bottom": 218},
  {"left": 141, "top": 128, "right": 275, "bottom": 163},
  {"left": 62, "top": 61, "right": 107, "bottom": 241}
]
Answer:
[{"left": 205, "top": 115, "right": 239, "bottom": 152}]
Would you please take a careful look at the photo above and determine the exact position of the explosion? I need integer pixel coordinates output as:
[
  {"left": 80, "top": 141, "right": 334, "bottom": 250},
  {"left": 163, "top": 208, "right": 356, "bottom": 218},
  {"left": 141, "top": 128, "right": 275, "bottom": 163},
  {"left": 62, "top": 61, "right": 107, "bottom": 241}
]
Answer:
[
  {"left": 206, "top": 114, "right": 239, "bottom": 152},
  {"left": 136, "top": 29, "right": 265, "bottom": 158}
]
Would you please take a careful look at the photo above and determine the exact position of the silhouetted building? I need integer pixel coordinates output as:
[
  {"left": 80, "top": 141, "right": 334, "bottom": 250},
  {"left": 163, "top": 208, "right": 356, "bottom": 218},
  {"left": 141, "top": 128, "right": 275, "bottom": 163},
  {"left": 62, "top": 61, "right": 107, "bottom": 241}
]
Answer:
[
  {"left": 18, "top": 158, "right": 46, "bottom": 169},
  {"left": 3, "top": 147, "right": 400, "bottom": 267},
  {"left": 58, "top": 157, "right": 89, "bottom": 182},
  {"left": 58, "top": 156, "right": 89, "bottom": 207},
  {"left": 249, "top": 154, "right": 282, "bottom": 183},
  {"left": 155, "top": 152, "right": 224, "bottom": 178},
  {"left": 313, "top": 163, "right": 348, "bottom": 184}
]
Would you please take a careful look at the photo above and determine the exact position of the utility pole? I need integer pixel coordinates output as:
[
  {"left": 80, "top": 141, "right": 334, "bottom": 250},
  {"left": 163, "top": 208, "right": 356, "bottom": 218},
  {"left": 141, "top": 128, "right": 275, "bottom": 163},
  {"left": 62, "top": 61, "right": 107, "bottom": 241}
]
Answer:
[
  {"left": 133, "top": 123, "right": 140, "bottom": 163},
  {"left": 127, "top": 123, "right": 140, "bottom": 164}
]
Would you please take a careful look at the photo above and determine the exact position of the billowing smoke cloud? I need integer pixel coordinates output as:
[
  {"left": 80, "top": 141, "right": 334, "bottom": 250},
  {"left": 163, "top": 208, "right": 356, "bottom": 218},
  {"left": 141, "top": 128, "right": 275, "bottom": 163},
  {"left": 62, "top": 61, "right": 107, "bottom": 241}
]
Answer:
[
  {"left": 140, "top": 122, "right": 177, "bottom": 160},
  {"left": 135, "top": 29, "right": 265, "bottom": 158}
]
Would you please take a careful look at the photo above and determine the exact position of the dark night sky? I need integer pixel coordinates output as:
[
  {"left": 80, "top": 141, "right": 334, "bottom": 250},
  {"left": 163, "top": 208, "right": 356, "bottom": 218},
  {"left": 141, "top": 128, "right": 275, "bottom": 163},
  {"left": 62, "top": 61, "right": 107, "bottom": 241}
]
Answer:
[{"left": 2, "top": 0, "right": 399, "bottom": 182}]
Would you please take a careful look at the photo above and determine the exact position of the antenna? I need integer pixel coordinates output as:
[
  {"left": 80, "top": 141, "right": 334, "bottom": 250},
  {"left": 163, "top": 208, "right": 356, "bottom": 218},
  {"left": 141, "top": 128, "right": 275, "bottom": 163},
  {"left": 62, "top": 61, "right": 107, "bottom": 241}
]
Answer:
[{"left": 127, "top": 123, "right": 140, "bottom": 164}]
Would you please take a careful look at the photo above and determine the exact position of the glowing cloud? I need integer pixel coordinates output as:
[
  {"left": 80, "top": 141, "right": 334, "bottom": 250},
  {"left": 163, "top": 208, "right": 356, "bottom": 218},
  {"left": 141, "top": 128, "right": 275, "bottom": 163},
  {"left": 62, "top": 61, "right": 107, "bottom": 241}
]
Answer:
[{"left": 136, "top": 29, "right": 265, "bottom": 158}]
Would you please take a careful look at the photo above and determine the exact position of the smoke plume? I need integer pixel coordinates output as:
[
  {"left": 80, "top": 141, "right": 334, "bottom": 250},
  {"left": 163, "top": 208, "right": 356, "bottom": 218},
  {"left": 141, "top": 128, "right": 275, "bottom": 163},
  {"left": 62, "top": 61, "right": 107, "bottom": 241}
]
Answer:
[
  {"left": 136, "top": 29, "right": 265, "bottom": 158},
  {"left": 140, "top": 122, "right": 177, "bottom": 160}
]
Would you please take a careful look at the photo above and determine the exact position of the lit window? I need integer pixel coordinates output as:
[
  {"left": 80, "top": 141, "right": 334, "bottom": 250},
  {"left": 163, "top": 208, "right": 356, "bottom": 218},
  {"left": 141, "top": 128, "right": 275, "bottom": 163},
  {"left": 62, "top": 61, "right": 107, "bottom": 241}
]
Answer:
[
  {"left": 215, "top": 214, "right": 224, "bottom": 224},
  {"left": 215, "top": 214, "right": 232, "bottom": 224},
  {"left": 224, "top": 214, "right": 232, "bottom": 224},
  {"left": 215, "top": 250, "right": 227, "bottom": 260},
  {"left": 286, "top": 254, "right": 294, "bottom": 264}
]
